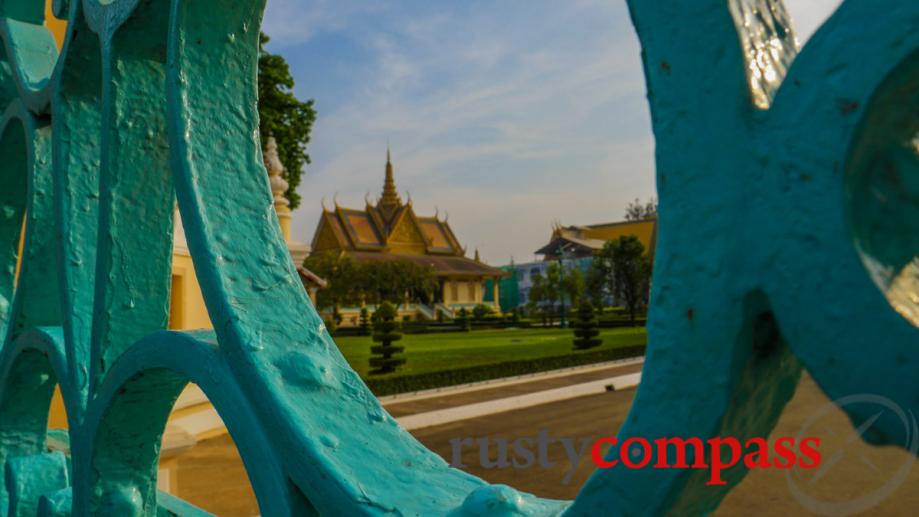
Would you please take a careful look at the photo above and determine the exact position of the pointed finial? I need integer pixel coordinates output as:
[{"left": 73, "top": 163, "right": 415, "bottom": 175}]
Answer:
[
  {"left": 333, "top": 192, "right": 340, "bottom": 208},
  {"left": 444, "top": 210, "right": 449, "bottom": 222},
  {"left": 474, "top": 248, "right": 481, "bottom": 262},
  {"left": 434, "top": 206, "right": 440, "bottom": 220},
  {"left": 405, "top": 191, "right": 412, "bottom": 205},
  {"left": 264, "top": 136, "right": 290, "bottom": 209},
  {"left": 321, "top": 196, "right": 328, "bottom": 211},
  {"left": 365, "top": 191, "right": 372, "bottom": 206},
  {"left": 380, "top": 147, "right": 402, "bottom": 209}
]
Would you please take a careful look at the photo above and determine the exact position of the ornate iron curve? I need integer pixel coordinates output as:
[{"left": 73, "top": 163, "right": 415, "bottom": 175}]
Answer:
[{"left": 0, "top": 0, "right": 917, "bottom": 515}]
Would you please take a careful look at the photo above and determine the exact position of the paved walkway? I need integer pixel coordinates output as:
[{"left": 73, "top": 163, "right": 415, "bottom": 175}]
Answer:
[
  {"left": 170, "top": 373, "right": 919, "bottom": 516},
  {"left": 411, "top": 375, "right": 919, "bottom": 515},
  {"left": 383, "top": 361, "right": 643, "bottom": 417}
]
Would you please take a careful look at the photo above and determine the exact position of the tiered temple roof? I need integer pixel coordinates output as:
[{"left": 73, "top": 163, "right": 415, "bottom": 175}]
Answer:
[{"left": 311, "top": 152, "right": 504, "bottom": 279}]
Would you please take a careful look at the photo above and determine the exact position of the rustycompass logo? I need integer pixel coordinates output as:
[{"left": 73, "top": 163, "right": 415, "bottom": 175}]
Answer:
[{"left": 787, "top": 394, "right": 918, "bottom": 516}]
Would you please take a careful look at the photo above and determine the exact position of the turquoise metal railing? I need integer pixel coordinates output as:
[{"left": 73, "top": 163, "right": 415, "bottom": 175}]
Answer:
[{"left": 0, "top": 0, "right": 917, "bottom": 515}]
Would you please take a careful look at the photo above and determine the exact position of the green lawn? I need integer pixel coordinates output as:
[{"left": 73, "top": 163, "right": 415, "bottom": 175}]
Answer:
[{"left": 334, "top": 327, "right": 647, "bottom": 379}]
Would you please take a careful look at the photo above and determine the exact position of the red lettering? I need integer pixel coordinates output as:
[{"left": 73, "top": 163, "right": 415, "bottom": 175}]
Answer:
[
  {"left": 621, "top": 437, "right": 652, "bottom": 468},
  {"left": 798, "top": 437, "right": 821, "bottom": 469},
  {"left": 654, "top": 437, "right": 707, "bottom": 468},
  {"left": 706, "top": 437, "right": 741, "bottom": 485},
  {"left": 592, "top": 434, "right": 821, "bottom": 477},
  {"left": 743, "top": 437, "right": 771, "bottom": 469},
  {"left": 773, "top": 436, "right": 796, "bottom": 468},
  {"left": 591, "top": 437, "right": 618, "bottom": 469}
]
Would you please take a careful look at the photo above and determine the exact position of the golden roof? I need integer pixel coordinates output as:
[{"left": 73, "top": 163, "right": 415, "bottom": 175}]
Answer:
[
  {"left": 311, "top": 152, "right": 465, "bottom": 258},
  {"left": 537, "top": 218, "right": 658, "bottom": 258}
]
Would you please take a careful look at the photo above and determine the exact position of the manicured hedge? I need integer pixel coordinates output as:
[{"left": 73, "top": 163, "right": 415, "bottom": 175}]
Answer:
[
  {"left": 598, "top": 318, "right": 647, "bottom": 328},
  {"left": 364, "top": 344, "right": 646, "bottom": 396},
  {"left": 333, "top": 320, "right": 536, "bottom": 337}
]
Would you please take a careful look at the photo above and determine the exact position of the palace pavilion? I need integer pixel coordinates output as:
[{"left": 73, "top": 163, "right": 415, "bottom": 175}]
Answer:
[{"left": 310, "top": 151, "right": 506, "bottom": 322}]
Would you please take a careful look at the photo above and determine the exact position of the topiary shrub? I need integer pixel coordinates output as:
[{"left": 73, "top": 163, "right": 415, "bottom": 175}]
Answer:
[
  {"left": 472, "top": 304, "right": 491, "bottom": 321},
  {"left": 455, "top": 307, "right": 471, "bottom": 332},
  {"left": 573, "top": 299, "right": 602, "bottom": 350},
  {"left": 370, "top": 301, "right": 406, "bottom": 374},
  {"left": 359, "top": 307, "right": 371, "bottom": 336}
]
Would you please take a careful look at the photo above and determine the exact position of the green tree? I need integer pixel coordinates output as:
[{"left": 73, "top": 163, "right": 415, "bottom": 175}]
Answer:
[
  {"left": 624, "top": 197, "right": 658, "bottom": 221},
  {"left": 370, "top": 302, "right": 405, "bottom": 374},
  {"left": 585, "top": 262, "right": 607, "bottom": 308},
  {"left": 528, "top": 271, "right": 550, "bottom": 325},
  {"left": 303, "top": 251, "right": 362, "bottom": 311},
  {"left": 603, "top": 236, "right": 651, "bottom": 326},
  {"left": 361, "top": 260, "right": 437, "bottom": 307},
  {"left": 359, "top": 307, "right": 371, "bottom": 336},
  {"left": 543, "top": 263, "right": 564, "bottom": 324},
  {"left": 259, "top": 33, "right": 317, "bottom": 210},
  {"left": 572, "top": 299, "right": 603, "bottom": 350},
  {"left": 562, "top": 267, "right": 585, "bottom": 310},
  {"left": 304, "top": 254, "right": 437, "bottom": 309}
]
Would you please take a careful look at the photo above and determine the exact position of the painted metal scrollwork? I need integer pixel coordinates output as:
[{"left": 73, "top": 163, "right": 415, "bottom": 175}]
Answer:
[{"left": 0, "top": 0, "right": 916, "bottom": 515}]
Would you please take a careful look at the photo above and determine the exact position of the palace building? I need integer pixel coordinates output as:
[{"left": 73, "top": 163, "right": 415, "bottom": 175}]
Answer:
[
  {"left": 495, "top": 218, "right": 659, "bottom": 311},
  {"left": 536, "top": 219, "right": 658, "bottom": 261},
  {"left": 311, "top": 151, "right": 506, "bottom": 320}
]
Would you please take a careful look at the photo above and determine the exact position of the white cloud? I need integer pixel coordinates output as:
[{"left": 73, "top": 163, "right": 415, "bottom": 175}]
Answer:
[
  {"left": 282, "top": 0, "right": 846, "bottom": 264},
  {"left": 785, "top": 0, "right": 843, "bottom": 43},
  {"left": 261, "top": 0, "right": 384, "bottom": 48}
]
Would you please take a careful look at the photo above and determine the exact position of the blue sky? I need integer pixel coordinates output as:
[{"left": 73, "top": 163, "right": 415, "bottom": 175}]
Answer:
[{"left": 263, "top": 0, "right": 842, "bottom": 265}]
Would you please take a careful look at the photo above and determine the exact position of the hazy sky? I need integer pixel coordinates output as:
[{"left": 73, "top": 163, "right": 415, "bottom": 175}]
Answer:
[{"left": 263, "top": 0, "right": 843, "bottom": 265}]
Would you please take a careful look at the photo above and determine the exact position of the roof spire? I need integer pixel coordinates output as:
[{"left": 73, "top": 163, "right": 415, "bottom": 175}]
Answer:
[{"left": 380, "top": 146, "right": 402, "bottom": 209}]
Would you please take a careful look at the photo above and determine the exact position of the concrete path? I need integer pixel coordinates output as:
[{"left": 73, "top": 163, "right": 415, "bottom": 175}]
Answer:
[
  {"left": 383, "top": 360, "right": 643, "bottom": 418},
  {"left": 381, "top": 360, "right": 643, "bottom": 430},
  {"left": 170, "top": 375, "right": 919, "bottom": 516}
]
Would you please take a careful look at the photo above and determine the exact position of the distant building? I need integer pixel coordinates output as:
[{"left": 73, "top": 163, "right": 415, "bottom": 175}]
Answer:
[
  {"left": 504, "top": 258, "right": 592, "bottom": 309},
  {"left": 535, "top": 219, "right": 658, "bottom": 261},
  {"left": 310, "top": 151, "right": 506, "bottom": 321},
  {"left": 498, "top": 218, "right": 658, "bottom": 311},
  {"left": 483, "top": 265, "right": 519, "bottom": 312}
]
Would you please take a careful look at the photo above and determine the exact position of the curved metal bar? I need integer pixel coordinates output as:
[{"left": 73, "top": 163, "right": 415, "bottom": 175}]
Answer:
[
  {"left": 0, "top": 104, "right": 29, "bottom": 341},
  {"left": 74, "top": 331, "right": 311, "bottom": 515},
  {"left": 163, "top": 0, "right": 568, "bottom": 514},
  {"left": 0, "top": 0, "right": 912, "bottom": 514},
  {"left": 87, "top": 0, "right": 175, "bottom": 392},
  {"left": 0, "top": 100, "right": 61, "bottom": 345},
  {"left": 0, "top": 327, "right": 71, "bottom": 453},
  {"left": 0, "top": 327, "right": 72, "bottom": 514},
  {"left": 572, "top": 1, "right": 919, "bottom": 515},
  {"left": 0, "top": 0, "right": 61, "bottom": 113},
  {"left": 761, "top": 0, "right": 919, "bottom": 447},
  {"left": 49, "top": 0, "right": 102, "bottom": 412}
]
